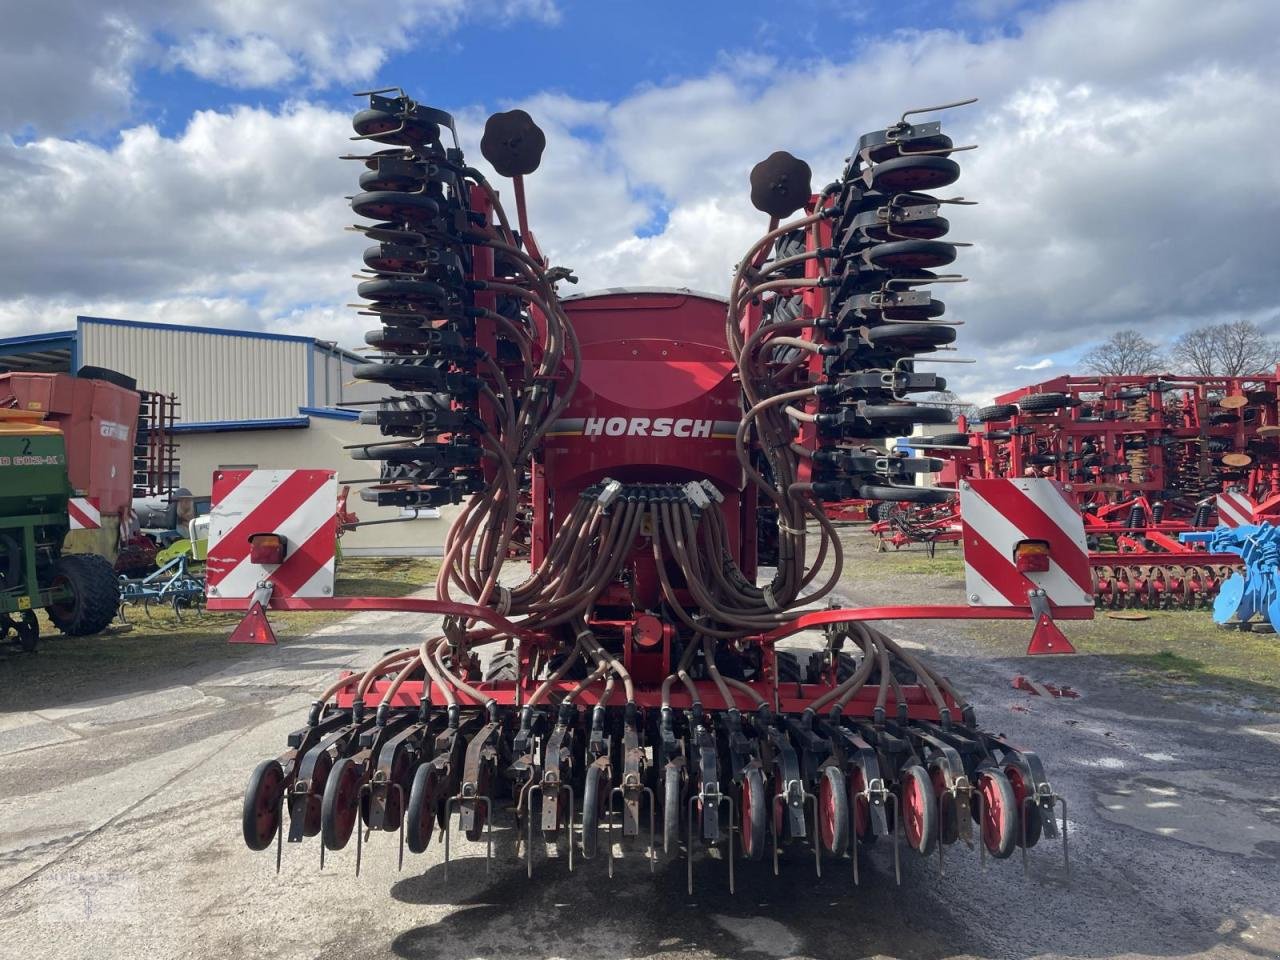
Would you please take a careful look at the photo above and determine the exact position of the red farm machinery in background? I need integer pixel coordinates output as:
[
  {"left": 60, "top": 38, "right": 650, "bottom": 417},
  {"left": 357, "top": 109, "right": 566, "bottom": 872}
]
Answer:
[
  {"left": 229, "top": 92, "right": 1076, "bottom": 892},
  {"left": 878, "top": 372, "right": 1280, "bottom": 608}
]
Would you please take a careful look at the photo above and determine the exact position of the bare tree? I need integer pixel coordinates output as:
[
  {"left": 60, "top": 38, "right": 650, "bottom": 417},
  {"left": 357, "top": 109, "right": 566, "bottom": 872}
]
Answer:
[
  {"left": 1081, "top": 330, "right": 1164, "bottom": 376},
  {"left": 918, "top": 389, "right": 976, "bottom": 422},
  {"left": 1169, "top": 320, "right": 1280, "bottom": 376}
]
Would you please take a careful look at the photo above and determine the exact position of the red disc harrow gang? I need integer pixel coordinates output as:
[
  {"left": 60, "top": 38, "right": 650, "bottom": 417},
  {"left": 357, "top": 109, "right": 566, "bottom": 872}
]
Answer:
[
  {"left": 235, "top": 92, "right": 1070, "bottom": 891},
  {"left": 871, "top": 373, "right": 1280, "bottom": 607}
]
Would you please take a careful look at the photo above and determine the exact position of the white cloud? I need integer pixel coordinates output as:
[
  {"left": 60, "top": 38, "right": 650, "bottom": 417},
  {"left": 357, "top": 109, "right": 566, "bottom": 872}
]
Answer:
[{"left": 2, "top": 0, "right": 1278, "bottom": 408}]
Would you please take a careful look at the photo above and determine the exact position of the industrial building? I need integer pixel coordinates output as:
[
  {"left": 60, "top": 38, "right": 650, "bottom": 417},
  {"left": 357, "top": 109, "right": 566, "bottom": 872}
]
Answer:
[{"left": 0, "top": 316, "right": 453, "bottom": 554}]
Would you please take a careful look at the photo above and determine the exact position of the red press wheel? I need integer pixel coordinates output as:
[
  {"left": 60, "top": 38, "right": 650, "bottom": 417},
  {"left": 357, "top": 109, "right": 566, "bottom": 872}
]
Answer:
[
  {"left": 899, "top": 765, "right": 937, "bottom": 856},
  {"left": 848, "top": 767, "right": 875, "bottom": 845},
  {"left": 580, "top": 763, "right": 608, "bottom": 858},
  {"left": 1003, "top": 764, "right": 1042, "bottom": 849},
  {"left": 740, "top": 767, "right": 767, "bottom": 861},
  {"left": 929, "top": 765, "right": 959, "bottom": 845},
  {"left": 406, "top": 763, "right": 443, "bottom": 854},
  {"left": 977, "top": 769, "right": 1017, "bottom": 859},
  {"left": 295, "top": 751, "right": 332, "bottom": 838},
  {"left": 464, "top": 763, "right": 494, "bottom": 842},
  {"left": 242, "top": 758, "right": 285, "bottom": 851},
  {"left": 321, "top": 757, "right": 363, "bottom": 851},
  {"left": 817, "top": 766, "right": 849, "bottom": 856}
]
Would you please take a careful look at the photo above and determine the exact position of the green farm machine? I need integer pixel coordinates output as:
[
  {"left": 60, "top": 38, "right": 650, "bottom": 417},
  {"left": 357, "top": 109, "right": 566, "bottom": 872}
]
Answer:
[{"left": 0, "top": 369, "right": 141, "bottom": 651}]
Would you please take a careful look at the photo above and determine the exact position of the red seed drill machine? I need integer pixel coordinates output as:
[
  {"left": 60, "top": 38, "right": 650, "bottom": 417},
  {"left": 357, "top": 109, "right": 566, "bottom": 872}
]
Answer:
[{"left": 236, "top": 92, "right": 1079, "bottom": 890}]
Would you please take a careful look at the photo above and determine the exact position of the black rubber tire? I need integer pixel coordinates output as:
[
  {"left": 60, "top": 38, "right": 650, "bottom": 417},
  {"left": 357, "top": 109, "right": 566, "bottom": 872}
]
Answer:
[
  {"left": 931, "top": 766, "right": 959, "bottom": 846},
  {"left": 817, "top": 766, "right": 849, "bottom": 856},
  {"left": 977, "top": 768, "right": 1018, "bottom": 859},
  {"left": 918, "top": 431, "right": 969, "bottom": 447},
  {"left": 899, "top": 765, "right": 937, "bottom": 856},
  {"left": 484, "top": 648, "right": 518, "bottom": 682},
  {"left": 1027, "top": 453, "right": 1059, "bottom": 465},
  {"left": 776, "top": 650, "right": 804, "bottom": 684},
  {"left": 357, "top": 277, "right": 447, "bottom": 304},
  {"left": 13, "top": 611, "right": 39, "bottom": 652},
  {"left": 866, "top": 239, "right": 956, "bottom": 270},
  {"left": 242, "top": 758, "right": 285, "bottom": 851},
  {"left": 75, "top": 365, "right": 137, "bottom": 391},
  {"left": 975, "top": 403, "right": 1017, "bottom": 422},
  {"left": 1003, "top": 763, "right": 1043, "bottom": 849},
  {"left": 581, "top": 764, "right": 607, "bottom": 859},
  {"left": 859, "top": 403, "right": 954, "bottom": 426},
  {"left": 739, "top": 767, "right": 767, "bottom": 861},
  {"left": 321, "top": 757, "right": 362, "bottom": 851},
  {"left": 868, "top": 155, "right": 961, "bottom": 192},
  {"left": 859, "top": 484, "right": 952, "bottom": 504},
  {"left": 1018, "top": 392, "right": 1070, "bottom": 413},
  {"left": 359, "top": 166, "right": 423, "bottom": 192},
  {"left": 405, "top": 763, "right": 441, "bottom": 853},
  {"left": 353, "top": 362, "right": 445, "bottom": 390},
  {"left": 663, "top": 765, "right": 682, "bottom": 854},
  {"left": 351, "top": 191, "right": 440, "bottom": 223},
  {"left": 47, "top": 553, "right": 119, "bottom": 636},
  {"left": 363, "top": 243, "right": 427, "bottom": 273},
  {"left": 352, "top": 107, "right": 441, "bottom": 146},
  {"left": 866, "top": 322, "right": 956, "bottom": 352}
]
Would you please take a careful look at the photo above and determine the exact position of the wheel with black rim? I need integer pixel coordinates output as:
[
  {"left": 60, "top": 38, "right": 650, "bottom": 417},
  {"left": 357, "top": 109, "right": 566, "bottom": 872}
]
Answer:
[
  {"left": 581, "top": 763, "right": 608, "bottom": 859},
  {"left": 899, "top": 765, "right": 937, "bottom": 856},
  {"left": 242, "top": 758, "right": 285, "bottom": 851},
  {"left": 293, "top": 751, "right": 332, "bottom": 838},
  {"left": 866, "top": 322, "right": 957, "bottom": 352},
  {"left": 406, "top": 763, "right": 443, "bottom": 853},
  {"left": 977, "top": 768, "right": 1017, "bottom": 858},
  {"left": 859, "top": 403, "right": 954, "bottom": 427},
  {"left": 919, "top": 432, "right": 969, "bottom": 448},
  {"left": 46, "top": 553, "right": 118, "bottom": 636},
  {"left": 868, "top": 155, "right": 960, "bottom": 192},
  {"left": 1003, "top": 763, "right": 1042, "bottom": 848},
  {"left": 357, "top": 277, "right": 447, "bottom": 304},
  {"left": 817, "top": 766, "right": 849, "bottom": 856},
  {"left": 663, "top": 765, "right": 682, "bottom": 853},
  {"left": 321, "top": 757, "right": 363, "bottom": 851},
  {"left": 859, "top": 484, "right": 953, "bottom": 504},
  {"left": 739, "top": 767, "right": 767, "bottom": 861},
  {"left": 352, "top": 107, "right": 441, "bottom": 145}
]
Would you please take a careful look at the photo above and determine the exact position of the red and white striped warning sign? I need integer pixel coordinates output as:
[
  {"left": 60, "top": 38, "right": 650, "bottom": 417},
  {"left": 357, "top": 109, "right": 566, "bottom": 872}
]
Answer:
[
  {"left": 207, "top": 469, "right": 338, "bottom": 603},
  {"left": 1216, "top": 491, "right": 1255, "bottom": 529},
  {"left": 67, "top": 497, "right": 101, "bottom": 530},
  {"left": 958, "top": 478, "right": 1092, "bottom": 610}
]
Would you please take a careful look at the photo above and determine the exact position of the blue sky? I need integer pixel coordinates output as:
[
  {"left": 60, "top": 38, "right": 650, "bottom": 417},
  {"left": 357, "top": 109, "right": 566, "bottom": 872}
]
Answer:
[{"left": 0, "top": 0, "right": 1275, "bottom": 402}]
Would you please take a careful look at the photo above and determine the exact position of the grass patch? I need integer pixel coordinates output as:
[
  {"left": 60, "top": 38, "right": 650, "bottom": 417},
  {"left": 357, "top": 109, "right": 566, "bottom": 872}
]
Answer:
[
  {"left": 975, "top": 608, "right": 1280, "bottom": 698},
  {"left": 851, "top": 544, "right": 967, "bottom": 578},
  {"left": 1, "top": 556, "right": 440, "bottom": 713}
]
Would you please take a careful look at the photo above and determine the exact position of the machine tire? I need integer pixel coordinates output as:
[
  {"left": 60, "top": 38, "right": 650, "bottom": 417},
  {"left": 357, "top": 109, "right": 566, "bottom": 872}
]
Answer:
[
  {"left": 1018, "top": 392, "right": 1069, "bottom": 413},
  {"left": 75, "top": 365, "right": 137, "bottom": 391},
  {"left": 975, "top": 403, "right": 1017, "bottom": 422},
  {"left": 350, "top": 190, "right": 440, "bottom": 223},
  {"left": 484, "top": 648, "right": 518, "bottom": 682},
  {"left": 866, "top": 239, "right": 956, "bottom": 270},
  {"left": 919, "top": 432, "right": 969, "bottom": 447},
  {"left": 242, "top": 758, "right": 285, "bottom": 851},
  {"left": 866, "top": 322, "right": 956, "bottom": 352},
  {"left": 977, "top": 768, "right": 1018, "bottom": 859},
  {"left": 859, "top": 403, "right": 953, "bottom": 426},
  {"left": 663, "top": 765, "right": 683, "bottom": 853},
  {"left": 776, "top": 650, "right": 804, "bottom": 685},
  {"left": 464, "top": 764, "right": 492, "bottom": 842},
  {"left": 739, "top": 767, "right": 767, "bottom": 861},
  {"left": 47, "top": 553, "right": 119, "bottom": 636},
  {"left": 848, "top": 766, "right": 876, "bottom": 847},
  {"left": 321, "top": 757, "right": 363, "bottom": 851},
  {"left": 13, "top": 612, "right": 39, "bottom": 652},
  {"left": 859, "top": 485, "right": 952, "bottom": 505},
  {"left": 581, "top": 763, "right": 608, "bottom": 859},
  {"left": 931, "top": 766, "right": 959, "bottom": 845},
  {"left": 406, "top": 764, "right": 442, "bottom": 853},
  {"left": 817, "top": 766, "right": 849, "bottom": 856},
  {"left": 1003, "top": 763, "right": 1043, "bottom": 849},
  {"left": 899, "top": 765, "right": 937, "bottom": 856},
  {"left": 868, "top": 155, "right": 960, "bottom": 192}
]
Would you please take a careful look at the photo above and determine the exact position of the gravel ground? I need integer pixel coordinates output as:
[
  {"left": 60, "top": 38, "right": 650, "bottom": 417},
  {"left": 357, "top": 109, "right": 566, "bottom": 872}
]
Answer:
[{"left": 0, "top": 533, "right": 1277, "bottom": 960}]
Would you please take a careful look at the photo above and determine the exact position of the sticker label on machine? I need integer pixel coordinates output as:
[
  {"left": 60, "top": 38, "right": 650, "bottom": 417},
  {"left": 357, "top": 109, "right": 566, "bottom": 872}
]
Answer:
[
  {"left": 1216, "top": 491, "right": 1255, "bottom": 529},
  {"left": 958, "top": 478, "right": 1092, "bottom": 609},
  {"left": 207, "top": 469, "right": 337, "bottom": 602}
]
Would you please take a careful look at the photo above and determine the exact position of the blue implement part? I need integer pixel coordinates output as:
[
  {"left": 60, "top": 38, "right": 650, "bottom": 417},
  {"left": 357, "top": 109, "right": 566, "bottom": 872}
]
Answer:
[{"left": 1185, "top": 522, "right": 1280, "bottom": 630}]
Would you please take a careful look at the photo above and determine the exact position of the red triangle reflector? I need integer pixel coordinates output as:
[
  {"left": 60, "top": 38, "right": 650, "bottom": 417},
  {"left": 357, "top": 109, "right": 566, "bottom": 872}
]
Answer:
[
  {"left": 228, "top": 602, "right": 278, "bottom": 645},
  {"left": 1026, "top": 613, "right": 1076, "bottom": 656}
]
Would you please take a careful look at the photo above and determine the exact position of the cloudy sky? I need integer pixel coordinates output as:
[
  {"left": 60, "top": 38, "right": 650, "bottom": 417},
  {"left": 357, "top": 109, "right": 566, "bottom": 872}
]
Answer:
[{"left": 1, "top": 0, "right": 1276, "bottom": 401}]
